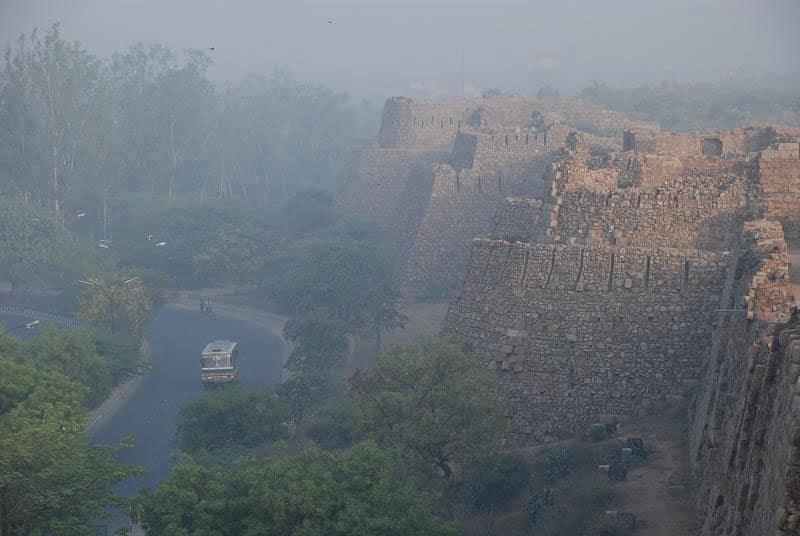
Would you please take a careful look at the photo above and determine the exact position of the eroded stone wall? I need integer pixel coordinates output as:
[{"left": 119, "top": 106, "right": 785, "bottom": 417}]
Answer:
[
  {"left": 689, "top": 220, "right": 799, "bottom": 536},
  {"left": 445, "top": 238, "right": 730, "bottom": 441}
]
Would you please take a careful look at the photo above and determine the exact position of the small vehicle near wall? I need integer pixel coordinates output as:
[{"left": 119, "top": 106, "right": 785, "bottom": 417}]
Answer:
[{"left": 201, "top": 340, "right": 238, "bottom": 388}]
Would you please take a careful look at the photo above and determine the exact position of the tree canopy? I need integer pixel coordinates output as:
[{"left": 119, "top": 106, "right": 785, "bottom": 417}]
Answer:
[
  {"left": 0, "top": 350, "right": 139, "bottom": 534},
  {"left": 348, "top": 337, "right": 506, "bottom": 478},
  {"left": 175, "top": 384, "right": 290, "bottom": 455},
  {"left": 133, "top": 443, "right": 457, "bottom": 536}
]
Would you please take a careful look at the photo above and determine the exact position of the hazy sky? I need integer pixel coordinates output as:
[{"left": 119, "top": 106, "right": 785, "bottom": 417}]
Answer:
[{"left": 1, "top": 0, "right": 798, "bottom": 99}]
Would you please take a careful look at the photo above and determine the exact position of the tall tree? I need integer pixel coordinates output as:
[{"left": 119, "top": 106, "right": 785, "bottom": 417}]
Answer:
[
  {"left": 0, "top": 197, "right": 67, "bottom": 300},
  {"left": 0, "top": 355, "right": 139, "bottom": 535},
  {"left": 77, "top": 272, "right": 153, "bottom": 335},
  {"left": 348, "top": 338, "right": 506, "bottom": 478},
  {"left": 133, "top": 443, "right": 457, "bottom": 535}
]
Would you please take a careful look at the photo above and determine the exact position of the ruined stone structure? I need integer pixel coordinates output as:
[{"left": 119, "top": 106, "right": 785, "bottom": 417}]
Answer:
[
  {"left": 338, "top": 95, "right": 800, "bottom": 534},
  {"left": 441, "top": 123, "right": 800, "bottom": 535},
  {"left": 689, "top": 220, "right": 799, "bottom": 535},
  {"left": 337, "top": 96, "right": 651, "bottom": 295}
]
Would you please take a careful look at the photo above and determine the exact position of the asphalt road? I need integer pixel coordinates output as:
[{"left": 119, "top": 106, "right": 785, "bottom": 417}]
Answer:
[{"left": 91, "top": 304, "right": 285, "bottom": 496}]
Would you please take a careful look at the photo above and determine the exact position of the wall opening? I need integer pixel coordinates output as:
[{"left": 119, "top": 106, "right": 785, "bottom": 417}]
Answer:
[
  {"left": 449, "top": 117, "right": 453, "bottom": 125},
  {"left": 683, "top": 260, "right": 690, "bottom": 291},
  {"left": 575, "top": 247, "right": 586, "bottom": 290},
  {"left": 644, "top": 256, "right": 651, "bottom": 287},
  {"left": 525, "top": 133, "right": 529, "bottom": 145},
  {"left": 544, "top": 248, "right": 556, "bottom": 288},
  {"left": 607, "top": 253, "right": 616, "bottom": 291},
  {"left": 497, "top": 175, "right": 503, "bottom": 193},
  {"left": 504, "top": 134, "right": 509, "bottom": 147},
  {"left": 623, "top": 131, "right": 636, "bottom": 151},
  {"left": 520, "top": 248, "right": 530, "bottom": 288},
  {"left": 477, "top": 175, "right": 482, "bottom": 193},
  {"left": 456, "top": 171, "right": 461, "bottom": 193},
  {"left": 701, "top": 137, "right": 723, "bottom": 156}
]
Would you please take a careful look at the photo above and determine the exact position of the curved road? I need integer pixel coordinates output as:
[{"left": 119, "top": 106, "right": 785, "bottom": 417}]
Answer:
[{"left": 92, "top": 304, "right": 285, "bottom": 496}]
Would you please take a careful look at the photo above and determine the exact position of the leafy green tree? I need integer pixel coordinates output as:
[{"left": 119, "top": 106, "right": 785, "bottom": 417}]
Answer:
[
  {"left": 77, "top": 271, "right": 153, "bottom": 335},
  {"left": 175, "top": 384, "right": 290, "bottom": 455},
  {"left": 192, "top": 223, "right": 273, "bottom": 285},
  {"left": 348, "top": 337, "right": 506, "bottom": 478},
  {"left": 276, "top": 368, "right": 330, "bottom": 425},
  {"left": 0, "top": 197, "right": 68, "bottom": 299},
  {"left": 27, "top": 326, "right": 112, "bottom": 408},
  {"left": 134, "top": 442, "right": 457, "bottom": 535},
  {"left": 283, "top": 308, "right": 348, "bottom": 374},
  {"left": 0, "top": 355, "right": 139, "bottom": 534},
  {"left": 268, "top": 237, "right": 404, "bottom": 343}
]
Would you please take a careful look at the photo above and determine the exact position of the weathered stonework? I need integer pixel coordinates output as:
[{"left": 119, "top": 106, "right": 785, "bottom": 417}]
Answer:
[
  {"left": 337, "top": 96, "right": 648, "bottom": 295},
  {"left": 689, "top": 220, "right": 798, "bottom": 536}
]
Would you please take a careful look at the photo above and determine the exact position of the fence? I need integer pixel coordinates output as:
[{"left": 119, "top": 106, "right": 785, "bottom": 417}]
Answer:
[{"left": 0, "top": 303, "right": 80, "bottom": 328}]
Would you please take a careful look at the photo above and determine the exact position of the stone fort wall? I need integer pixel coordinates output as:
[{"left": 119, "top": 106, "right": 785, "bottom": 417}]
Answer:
[
  {"left": 338, "top": 96, "right": 649, "bottom": 296},
  {"left": 445, "top": 237, "right": 731, "bottom": 441},
  {"left": 689, "top": 220, "right": 799, "bottom": 536}
]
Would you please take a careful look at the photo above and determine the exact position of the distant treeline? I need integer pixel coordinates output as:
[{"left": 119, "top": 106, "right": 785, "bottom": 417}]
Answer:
[
  {"left": 580, "top": 81, "right": 800, "bottom": 132},
  {"left": 0, "top": 23, "right": 377, "bottom": 233}
]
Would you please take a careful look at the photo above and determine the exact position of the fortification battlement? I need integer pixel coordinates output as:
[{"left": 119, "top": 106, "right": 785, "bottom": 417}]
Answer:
[
  {"left": 376, "top": 95, "right": 654, "bottom": 150},
  {"left": 622, "top": 125, "right": 800, "bottom": 156},
  {"left": 460, "top": 237, "right": 730, "bottom": 295}
]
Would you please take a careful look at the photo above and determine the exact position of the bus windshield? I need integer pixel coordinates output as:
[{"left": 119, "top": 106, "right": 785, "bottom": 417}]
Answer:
[{"left": 202, "top": 354, "right": 232, "bottom": 369}]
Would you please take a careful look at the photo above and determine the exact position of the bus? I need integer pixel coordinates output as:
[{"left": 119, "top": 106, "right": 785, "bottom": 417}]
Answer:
[{"left": 200, "top": 340, "right": 239, "bottom": 387}]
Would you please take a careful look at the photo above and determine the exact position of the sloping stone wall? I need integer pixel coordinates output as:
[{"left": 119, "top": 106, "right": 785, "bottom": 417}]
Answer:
[
  {"left": 689, "top": 220, "right": 799, "bottom": 536},
  {"left": 445, "top": 238, "right": 730, "bottom": 441}
]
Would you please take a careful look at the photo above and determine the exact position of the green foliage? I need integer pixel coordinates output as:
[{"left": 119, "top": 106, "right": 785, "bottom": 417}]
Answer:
[
  {"left": 192, "top": 223, "right": 273, "bottom": 285},
  {"left": 281, "top": 189, "right": 335, "bottom": 236},
  {"left": 457, "top": 452, "right": 530, "bottom": 511},
  {"left": 266, "top": 237, "right": 404, "bottom": 343},
  {"left": 348, "top": 337, "right": 506, "bottom": 478},
  {"left": 27, "top": 326, "right": 112, "bottom": 408},
  {"left": 306, "top": 405, "right": 356, "bottom": 450},
  {"left": 175, "top": 383, "right": 290, "bottom": 455},
  {"left": 0, "top": 352, "right": 140, "bottom": 534},
  {"left": 283, "top": 308, "right": 348, "bottom": 374},
  {"left": 94, "top": 331, "right": 144, "bottom": 385},
  {"left": 0, "top": 197, "right": 68, "bottom": 296},
  {"left": 134, "top": 442, "right": 457, "bottom": 535},
  {"left": 77, "top": 271, "right": 154, "bottom": 335},
  {"left": 276, "top": 367, "right": 330, "bottom": 425}
]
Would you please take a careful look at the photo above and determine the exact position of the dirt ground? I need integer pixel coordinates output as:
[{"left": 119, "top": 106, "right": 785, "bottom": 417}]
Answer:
[{"left": 613, "top": 404, "right": 700, "bottom": 535}]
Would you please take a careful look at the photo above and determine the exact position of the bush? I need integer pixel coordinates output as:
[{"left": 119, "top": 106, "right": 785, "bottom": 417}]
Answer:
[
  {"left": 464, "top": 452, "right": 530, "bottom": 511},
  {"left": 175, "top": 384, "right": 290, "bottom": 454},
  {"left": 94, "top": 332, "right": 143, "bottom": 385},
  {"left": 307, "top": 407, "right": 355, "bottom": 449}
]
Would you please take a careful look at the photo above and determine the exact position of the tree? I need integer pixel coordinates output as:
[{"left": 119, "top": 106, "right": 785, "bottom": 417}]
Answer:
[
  {"left": 27, "top": 326, "right": 112, "bottom": 408},
  {"left": 192, "top": 223, "right": 273, "bottom": 285},
  {"left": 348, "top": 337, "right": 506, "bottom": 478},
  {"left": 0, "top": 197, "right": 68, "bottom": 300},
  {"left": 267, "top": 237, "right": 404, "bottom": 343},
  {"left": 77, "top": 271, "right": 153, "bottom": 335},
  {"left": 133, "top": 443, "right": 457, "bottom": 536},
  {"left": 283, "top": 308, "right": 348, "bottom": 374},
  {"left": 275, "top": 368, "right": 329, "bottom": 425},
  {"left": 175, "top": 384, "right": 290, "bottom": 455},
  {"left": 0, "top": 355, "right": 139, "bottom": 534}
]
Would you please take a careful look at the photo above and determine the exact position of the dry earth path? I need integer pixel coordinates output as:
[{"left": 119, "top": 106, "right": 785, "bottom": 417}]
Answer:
[{"left": 614, "top": 406, "right": 700, "bottom": 535}]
